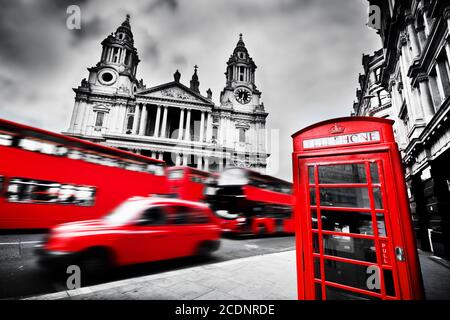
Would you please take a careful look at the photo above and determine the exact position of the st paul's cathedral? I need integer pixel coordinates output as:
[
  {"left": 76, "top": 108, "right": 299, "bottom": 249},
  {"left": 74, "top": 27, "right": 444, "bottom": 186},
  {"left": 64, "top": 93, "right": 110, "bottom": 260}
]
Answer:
[{"left": 65, "top": 15, "right": 269, "bottom": 172}]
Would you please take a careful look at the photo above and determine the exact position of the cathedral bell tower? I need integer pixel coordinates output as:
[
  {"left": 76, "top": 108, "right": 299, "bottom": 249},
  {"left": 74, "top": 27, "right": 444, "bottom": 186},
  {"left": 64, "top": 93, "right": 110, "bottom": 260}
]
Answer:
[
  {"left": 220, "top": 34, "right": 262, "bottom": 112},
  {"left": 216, "top": 34, "right": 268, "bottom": 173},
  {"left": 85, "top": 14, "right": 141, "bottom": 96}
]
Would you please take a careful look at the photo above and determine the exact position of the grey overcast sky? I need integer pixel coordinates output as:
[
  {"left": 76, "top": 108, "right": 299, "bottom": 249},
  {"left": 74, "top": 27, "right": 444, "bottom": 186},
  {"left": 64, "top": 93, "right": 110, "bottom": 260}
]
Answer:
[{"left": 0, "top": 0, "right": 381, "bottom": 181}]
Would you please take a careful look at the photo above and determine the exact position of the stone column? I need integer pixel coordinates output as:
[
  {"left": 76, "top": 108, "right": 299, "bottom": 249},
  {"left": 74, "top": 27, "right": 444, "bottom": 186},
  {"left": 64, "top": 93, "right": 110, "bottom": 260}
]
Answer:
[
  {"left": 70, "top": 100, "right": 81, "bottom": 131},
  {"left": 219, "top": 157, "right": 224, "bottom": 171},
  {"left": 139, "top": 104, "right": 148, "bottom": 135},
  {"left": 399, "top": 37, "right": 421, "bottom": 122},
  {"left": 178, "top": 108, "right": 185, "bottom": 140},
  {"left": 183, "top": 154, "right": 188, "bottom": 166},
  {"left": 158, "top": 152, "right": 163, "bottom": 160},
  {"left": 185, "top": 109, "right": 191, "bottom": 141},
  {"left": 418, "top": 74, "right": 436, "bottom": 121},
  {"left": 204, "top": 157, "right": 209, "bottom": 171},
  {"left": 132, "top": 105, "right": 140, "bottom": 134},
  {"left": 153, "top": 105, "right": 161, "bottom": 137},
  {"left": 160, "top": 106, "right": 168, "bottom": 138},
  {"left": 406, "top": 14, "right": 420, "bottom": 59},
  {"left": 197, "top": 156, "right": 203, "bottom": 169},
  {"left": 199, "top": 111, "right": 205, "bottom": 142},
  {"left": 151, "top": 152, "right": 156, "bottom": 158},
  {"left": 117, "top": 104, "right": 127, "bottom": 133},
  {"left": 206, "top": 112, "right": 212, "bottom": 142},
  {"left": 175, "top": 154, "right": 181, "bottom": 166}
]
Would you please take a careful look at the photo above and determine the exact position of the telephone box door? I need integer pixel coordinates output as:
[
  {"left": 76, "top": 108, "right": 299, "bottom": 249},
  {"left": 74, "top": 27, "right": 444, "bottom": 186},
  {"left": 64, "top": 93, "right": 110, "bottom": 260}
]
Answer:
[{"left": 298, "top": 152, "right": 415, "bottom": 300}]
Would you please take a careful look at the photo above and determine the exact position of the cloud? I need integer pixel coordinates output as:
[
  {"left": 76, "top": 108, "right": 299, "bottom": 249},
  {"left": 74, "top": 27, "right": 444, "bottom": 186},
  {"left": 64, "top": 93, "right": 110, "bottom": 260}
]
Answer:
[
  {"left": 0, "top": 0, "right": 380, "bottom": 181},
  {"left": 145, "top": 0, "right": 179, "bottom": 14}
]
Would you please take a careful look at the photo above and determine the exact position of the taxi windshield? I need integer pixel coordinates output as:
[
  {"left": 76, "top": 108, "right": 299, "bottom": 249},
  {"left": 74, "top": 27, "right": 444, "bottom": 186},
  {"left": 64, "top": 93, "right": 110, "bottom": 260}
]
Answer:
[{"left": 103, "top": 200, "right": 148, "bottom": 225}]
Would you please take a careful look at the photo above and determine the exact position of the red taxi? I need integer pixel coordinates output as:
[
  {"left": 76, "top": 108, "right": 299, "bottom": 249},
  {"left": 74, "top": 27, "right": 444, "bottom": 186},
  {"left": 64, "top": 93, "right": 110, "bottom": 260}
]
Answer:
[{"left": 37, "top": 197, "right": 221, "bottom": 272}]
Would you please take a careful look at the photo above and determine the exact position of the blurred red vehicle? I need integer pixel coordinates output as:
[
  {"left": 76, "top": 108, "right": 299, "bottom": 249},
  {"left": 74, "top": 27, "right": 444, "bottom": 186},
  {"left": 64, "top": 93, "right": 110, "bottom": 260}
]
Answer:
[
  {"left": 167, "top": 166, "right": 216, "bottom": 202},
  {"left": 37, "top": 197, "right": 221, "bottom": 271},
  {"left": 0, "top": 118, "right": 168, "bottom": 229},
  {"left": 205, "top": 168, "right": 294, "bottom": 236}
]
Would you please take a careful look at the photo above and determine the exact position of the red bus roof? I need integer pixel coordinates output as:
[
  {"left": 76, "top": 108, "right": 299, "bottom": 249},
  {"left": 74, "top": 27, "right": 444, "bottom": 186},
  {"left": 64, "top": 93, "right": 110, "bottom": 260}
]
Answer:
[
  {"left": 0, "top": 118, "right": 165, "bottom": 165},
  {"left": 223, "top": 167, "right": 292, "bottom": 187}
]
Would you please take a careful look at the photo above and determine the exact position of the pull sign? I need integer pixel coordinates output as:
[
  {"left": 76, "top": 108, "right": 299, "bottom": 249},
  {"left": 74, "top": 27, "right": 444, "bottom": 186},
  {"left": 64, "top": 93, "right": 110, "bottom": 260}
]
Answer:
[
  {"left": 303, "top": 131, "right": 380, "bottom": 149},
  {"left": 380, "top": 240, "right": 391, "bottom": 265},
  {"left": 395, "top": 247, "right": 406, "bottom": 262}
]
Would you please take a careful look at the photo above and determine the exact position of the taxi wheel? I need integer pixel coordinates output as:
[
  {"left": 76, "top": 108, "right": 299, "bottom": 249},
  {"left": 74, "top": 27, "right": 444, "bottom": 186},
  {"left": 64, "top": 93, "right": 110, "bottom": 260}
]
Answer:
[
  {"left": 79, "top": 248, "right": 112, "bottom": 279},
  {"left": 196, "top": 241, "right": 215, "bottom": 257}
]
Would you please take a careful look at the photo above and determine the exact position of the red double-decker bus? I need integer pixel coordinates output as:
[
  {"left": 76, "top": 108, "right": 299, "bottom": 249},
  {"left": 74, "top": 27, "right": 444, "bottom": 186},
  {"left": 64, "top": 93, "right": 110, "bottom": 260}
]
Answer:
[
  {"left": 167, "top": 166, "right": 215, "bottom": 202},
  {"left": 0, "top": 118, "right": 168, "bottom": 230},
  {"left": 205, "top": 167, "right": 294, "bottom": 235}
]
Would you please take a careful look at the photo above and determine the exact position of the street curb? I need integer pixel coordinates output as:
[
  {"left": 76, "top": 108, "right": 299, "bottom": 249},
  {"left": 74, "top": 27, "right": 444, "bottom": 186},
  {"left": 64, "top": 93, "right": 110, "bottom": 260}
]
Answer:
[
  {"left": 23, "top": 250, "right": 296, "bottom": 300},
  {"left": 429, "top": 255, "right": 450, "bottom": 270}
]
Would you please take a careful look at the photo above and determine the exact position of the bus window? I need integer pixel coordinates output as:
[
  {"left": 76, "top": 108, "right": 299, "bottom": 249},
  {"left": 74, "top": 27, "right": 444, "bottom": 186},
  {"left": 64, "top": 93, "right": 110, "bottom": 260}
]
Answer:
[
  {"left": 0, "top": 176, "right": 3, "bottom": 193},
  {"left": 0, "top": 133, "right": 13, "bottom": 146},
  {"left": 7, "top": 178, "right": 60, "bottom": 203},
  {"left": 6, "top": 178, "right": 96, "bottom": 206},
  {"left": 19, "top": 138, "right": 57, "bottom": 155},
  {"left": 67, "top": 149, "right": 83, "bottom": 160},
  {"left": 55, "top": 146, "right": 69, "bottom": 157},
  {"left": 218, "top": 168, "right": 248, "bottom": 186},
  {"left": 75, "top": 186, "right": 96, "bottom": 206},
  {"left": 147, "top": 164, "right": 165, "bottom": 176},
  {"left": 190, "top": 175, "right": 204, "bottom": 183},
  {"left": 168, "top": 169, "right": 184, "bottom": 180},
  {"left": 58, "top": 185, "right": 78, "bottom": 204}
]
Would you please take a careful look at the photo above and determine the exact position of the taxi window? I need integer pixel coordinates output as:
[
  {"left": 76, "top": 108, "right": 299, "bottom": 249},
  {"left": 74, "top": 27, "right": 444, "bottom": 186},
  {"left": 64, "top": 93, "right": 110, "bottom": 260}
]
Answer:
[{"left": 138, "top": 206, "right": 167, "bottom": 226}]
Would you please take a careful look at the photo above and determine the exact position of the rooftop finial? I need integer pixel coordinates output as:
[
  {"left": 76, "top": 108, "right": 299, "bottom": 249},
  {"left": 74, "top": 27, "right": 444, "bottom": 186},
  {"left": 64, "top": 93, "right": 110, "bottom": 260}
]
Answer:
[
  {"left": 239, "top": 33, "right": 243, "bottom": 40},
  {"left": 174, "top": 69, "right": 181, "bottom": 82},
  {"left": 190, "top": 65, "right": 200, "bottom": 93},
  {"left": 126, "top": 14, "right": 130, "bottom": 22}
]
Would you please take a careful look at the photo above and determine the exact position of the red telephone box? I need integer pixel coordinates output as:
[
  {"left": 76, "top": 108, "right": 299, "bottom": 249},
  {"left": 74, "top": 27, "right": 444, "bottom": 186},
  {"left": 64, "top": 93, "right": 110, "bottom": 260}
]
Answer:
[{"left": 292, "top": 117, "right": 424, "bottom": 300}]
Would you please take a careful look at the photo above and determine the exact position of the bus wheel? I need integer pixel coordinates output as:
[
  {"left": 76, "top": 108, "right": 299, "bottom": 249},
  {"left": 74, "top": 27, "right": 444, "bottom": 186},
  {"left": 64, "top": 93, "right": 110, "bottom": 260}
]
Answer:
[{"left": 258, "top": 225, "right": 268, "bottom": 236}]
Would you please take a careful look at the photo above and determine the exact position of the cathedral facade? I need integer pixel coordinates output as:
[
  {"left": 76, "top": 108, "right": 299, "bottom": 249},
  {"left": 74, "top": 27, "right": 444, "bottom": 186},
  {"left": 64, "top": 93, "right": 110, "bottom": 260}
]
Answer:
[{"left": 65, "top": 15, "right": 269, "bottom": 172}]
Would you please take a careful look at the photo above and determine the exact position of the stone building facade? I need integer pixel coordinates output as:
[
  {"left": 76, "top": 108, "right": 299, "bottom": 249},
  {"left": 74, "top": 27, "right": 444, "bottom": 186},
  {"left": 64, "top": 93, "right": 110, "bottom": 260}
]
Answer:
[
  {"left": 353, "top": 0, "right": 450, "bottom": 259},
  {"left": 65, "top": 16, "right": 269, "bottom": 173}
]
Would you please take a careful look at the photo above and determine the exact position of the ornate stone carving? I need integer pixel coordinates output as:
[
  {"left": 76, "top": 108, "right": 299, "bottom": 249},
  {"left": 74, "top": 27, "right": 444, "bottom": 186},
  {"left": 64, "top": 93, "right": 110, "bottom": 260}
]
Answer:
[{"left": 159, "top": 87, "right": 202, "bottom": 102}]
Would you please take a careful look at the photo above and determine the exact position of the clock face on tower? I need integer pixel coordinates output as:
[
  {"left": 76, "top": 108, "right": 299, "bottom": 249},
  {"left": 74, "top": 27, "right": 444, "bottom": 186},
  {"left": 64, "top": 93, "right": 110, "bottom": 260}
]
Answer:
[{"left": 234, "top": 87, "right": 252, "bottom": 104}]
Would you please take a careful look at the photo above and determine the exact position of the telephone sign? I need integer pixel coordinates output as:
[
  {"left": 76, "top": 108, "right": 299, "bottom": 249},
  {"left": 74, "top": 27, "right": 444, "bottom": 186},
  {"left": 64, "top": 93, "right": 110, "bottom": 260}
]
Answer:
[{"left": 292, "top": 117, "right": 424, "bottom": 300}]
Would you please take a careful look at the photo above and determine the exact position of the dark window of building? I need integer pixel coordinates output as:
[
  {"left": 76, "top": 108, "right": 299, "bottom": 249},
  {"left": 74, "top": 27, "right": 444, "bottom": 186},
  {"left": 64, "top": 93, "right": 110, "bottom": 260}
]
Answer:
[
  {"left": 95, "top": 112, "right": 105, "bottom": 127},
  {"left": 239, "top": 128, "right": 246, "bottom": 143},
  {"left": 126, "top": 115, "right": 134, "bottom": 130},
  {"left": 239, "top": 66, "right": 244, "bottom": 81}
]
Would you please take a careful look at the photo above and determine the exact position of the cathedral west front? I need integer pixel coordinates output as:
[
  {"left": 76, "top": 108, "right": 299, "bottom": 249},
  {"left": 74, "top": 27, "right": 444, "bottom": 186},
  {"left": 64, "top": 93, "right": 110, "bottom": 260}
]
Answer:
[{"left": 65, "top": 15, "right": 269, "bottom": 172}]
